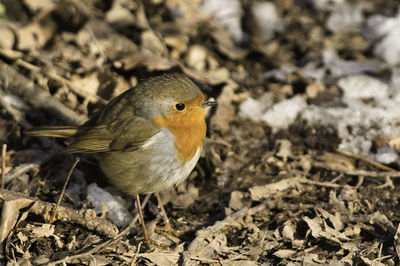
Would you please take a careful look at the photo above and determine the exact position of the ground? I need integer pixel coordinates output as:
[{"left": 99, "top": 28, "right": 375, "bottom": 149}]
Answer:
[{"left": 1, "top": 0, "right": 400, "bottom": 265}]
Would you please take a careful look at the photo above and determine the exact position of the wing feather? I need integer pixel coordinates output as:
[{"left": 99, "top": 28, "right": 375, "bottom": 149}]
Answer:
[{"left": 62, "top": 117, "right": 159, "bottom": 154}]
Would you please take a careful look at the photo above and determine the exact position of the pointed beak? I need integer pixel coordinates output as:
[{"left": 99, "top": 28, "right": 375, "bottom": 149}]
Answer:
[{"left": 201, "top": 98, "right": 217, "bottom": 107}]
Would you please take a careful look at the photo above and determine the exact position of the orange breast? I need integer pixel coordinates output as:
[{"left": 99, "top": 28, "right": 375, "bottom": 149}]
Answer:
[{"left": 153, "top": 95, "right": 206, "bottom": 163}]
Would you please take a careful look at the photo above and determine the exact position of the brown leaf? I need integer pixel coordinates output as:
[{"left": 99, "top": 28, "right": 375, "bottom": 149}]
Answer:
[
  {"left": 16, "top": 10, "right": 58, "bottom": 50},
  {"left": 160, "top": 183, "right": 199, "bottom": 208},
  {"left": 116, "top": 50, "right": 175, "bottom": 72},
  {"left": 316, "top": 207, "right": 343, "bottom": 231},
  {"left": 181, "top": 64, "right": 230, "bottom": 86},
  {"left": 139, "top": 251, "right": 179, "bottom": 265},
  {"left": 31, "top": 224, "right": 55, "bottom": 238},
  {"left": 249, "top": 177, "right": 302, "bottom": 201},
  {"left": 275, "top": 139, "right": 292, "bottom": 162},
  {"left": 211, "top": 27, "right": 248, "bottom": 60},
  {"left": 0, "top": 22, "right": 16, "bottom": 49},
  {"left": 195, "top": 233, "right": 227, "bottom": 258},
  {"left": 69, "top": 73, "right": 100, "bottom": 97},
  {"left": 229, "top": 190, "right": 245, "bottom": 210},
  {"left": 0, "top": 198, "right": 33, "bottom": 243},
  {"left": 273, "top": 249, "right": 296, "bottom": 259},
  {"left": 303, "top": 215, "right": 349, "bottom": 245},
  {"left": 210, "top": 80, "right": 237, "bottom": 133},
  {"left": 317, "top": 152, "right": 355, "bottom": 171}
]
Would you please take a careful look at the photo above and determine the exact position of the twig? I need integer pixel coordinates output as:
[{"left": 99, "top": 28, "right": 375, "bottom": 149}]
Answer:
[
  {"left": 373, "top": 255, "right": 393, "bottom": 262},
  {"left": 190, "top": 256, "right": 220, "bottom": 263},
  {"left": 335, "top": 148, "right": 396, "bottom": 172},
  {"left": 3, "top": 151, "right": 53, "bottom": 185},
  {"left": 118, "top": 194, "right": 151, "bottom": 238},
  {"left": 1, "top": 144, "right": 6, "bottom": 189},
  {"left": 0, "top": 60, "right": 87, "bottom": 126},
  {"left": 47, "top": 194, "right": 152, "bottom": 265},
  {"left": 312, "top": 161, "right": 400, "bottom": 179},
  {"left": 394, "top": 223, "right": 400, "bottom": 259},
  {"left": 130, "top": 242, "right": 142, "bottom": 266},
  {"left": 155, "top": 192, "right": 171, "bottom": 230},
  {"left": 0, "top": 90, "right": 32, "bottom": 128},
  {"left": 374, "top": 175, "right": 394, "bottom": 190},
  {"left": 354, "top": 175, "right": 365, "bottom": 189},
  {"left": 0, "top": 188, "right": 119, "bottom": 238},
  {"left": 46, "top": 239, "right": 113, "bottom": 266},
  {"left": 3, "top": 163, "right": 40, "bottom": 184},
  {"left": 0, "top": 48, "right": 24, "bottom": 60},
  {"left": 298, "top": 178, "right": 340, "bottom": 188},
  {"left": 50, "top": 157, "right": 80, "bottom": 223},
  {"left": 46, "top": 68, "right": 107, "bottom": 105}
]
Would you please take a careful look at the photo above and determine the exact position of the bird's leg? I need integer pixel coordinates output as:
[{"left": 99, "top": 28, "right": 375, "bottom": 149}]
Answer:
[
  {"left": 135, "top": 195, "right": 151, "bottom": 244},
  {"left": 154, "top": 192, "right": 180, "bottom": 237},
  {"left": 155, "top": 192, "right": 172, "bottom": 232}
]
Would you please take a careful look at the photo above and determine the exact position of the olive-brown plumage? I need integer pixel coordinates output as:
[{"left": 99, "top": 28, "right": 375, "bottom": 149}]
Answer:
[{"left": 25, "top": 73, "right": 213, "bottom": 195}]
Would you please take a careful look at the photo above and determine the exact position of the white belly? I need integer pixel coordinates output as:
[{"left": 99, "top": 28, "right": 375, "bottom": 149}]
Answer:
[{"left": 98, "top": 128, "right": 202, "bottom": 195}]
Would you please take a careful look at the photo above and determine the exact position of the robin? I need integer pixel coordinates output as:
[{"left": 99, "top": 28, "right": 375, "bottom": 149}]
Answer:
[{"left": 25, "top": 73, "right": 215, "bottom": 243}]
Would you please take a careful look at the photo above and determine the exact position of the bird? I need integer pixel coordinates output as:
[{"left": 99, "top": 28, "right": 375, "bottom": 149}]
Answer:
[{"left": 25, "top": 72, "right": 215, "bottom": 243}]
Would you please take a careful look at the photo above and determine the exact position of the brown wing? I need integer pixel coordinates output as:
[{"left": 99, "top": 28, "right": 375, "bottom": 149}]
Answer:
[{"left": 61, "top": 116, "right": 159, "bottom": 154}]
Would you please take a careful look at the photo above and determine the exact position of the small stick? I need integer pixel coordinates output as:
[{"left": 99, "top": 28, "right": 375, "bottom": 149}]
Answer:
[
  {"left": 311, "top": 161, "right": 400, "bottom": 179},
  {"left": 1, "top": 144, "right": 6, "bottom": 189},
  {"left": 117, "top": 194, "right": 151, "bottom": 237},
  {"left": 130, "top": 242, "right": 142, "bottom": 266},
  {"left": 0, "top": 61, "right": 87, "bottom": 125},
  {"left": 155, "top": 192, "right": 172, "bottom": 231},
  {"left": 50, "top": 157, "right": 80, "bottom": 222},
  {"left": 335, "top": 148, "right": 396, "bottom": 172},
  {"left": 0, "top": 188, "right": 119, "bottom": 238},
  {"left": 46, "top": 194, "right": 152, "bottom": 265}
]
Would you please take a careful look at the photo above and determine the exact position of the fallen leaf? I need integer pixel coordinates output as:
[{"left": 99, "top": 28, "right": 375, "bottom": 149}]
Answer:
[
  {"left": 0, "top": 198, "right": 33, "bottom": 243},
  {"left": 31, "top": 224, "right": 55, "bottom": 238},
  {"left": 210, "top": 80, "right": 237, "bottom": 133},
  {"left": 275, "top": 139, "right": 292, "bottom": 162},
  {"left": 139, "top": 251, "right": 179, "bottom": 265},
  {"left": 273, "top": 249, "right": 296, "bottom": 259},
  {"left": 316, "top": 207, "right": 343, "bottom": 231},
  {"left": 249, "top": 177, "right": 302, "bottom": 201},
  {"left": 229, "top": 190, "right": 245, "bottom": 210}
]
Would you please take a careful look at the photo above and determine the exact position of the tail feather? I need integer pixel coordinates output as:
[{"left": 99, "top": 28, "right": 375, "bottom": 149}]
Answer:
[{"left": 24, "top": 126, "right": 78, "bottom": 138}]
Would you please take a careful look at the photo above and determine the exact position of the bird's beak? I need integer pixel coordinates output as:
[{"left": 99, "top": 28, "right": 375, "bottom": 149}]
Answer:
[{"left": 201, "top": 98, "right": 217, "bottom": 107}]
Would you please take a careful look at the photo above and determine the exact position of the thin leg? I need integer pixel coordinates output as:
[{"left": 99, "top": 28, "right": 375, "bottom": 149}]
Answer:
[
  {"left": 135, "top": 195, "right": 150, "bottom": 244},
  {"left": 155, "top": 192, "right": 172, "bottom": 231}
]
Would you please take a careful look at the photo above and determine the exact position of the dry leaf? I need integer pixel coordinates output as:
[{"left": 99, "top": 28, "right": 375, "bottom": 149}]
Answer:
[
  {"left": 275, "top": 139, "right": 292, "bottom": 162},
  {"left": 316, "top": 207, "right": 343, "bottom": 231},
  {"left": 229, "top": 190, "right": 245, "bottom": 210},
  {"left": 139, "top": 251, "right": 179, "bottom": 265},
  {"left": 117, "top": 51, "right": 175, "bottom": 72},
  {"left": 249, "top": 177, "right": 301, "bottom": 201},
  {"left": 31, "top": 224, "right": 55, "bottom": 238},
  {"left": 69, "top": 73, "right": 100, "bottom": 97},
  {"left": 210, "top": 80, "right": 237, "bottom": 133},
  {"left": 0, "top": 198, "right": 33, "bottom": 243},
  {"left": 273, "top": 249, "right": 296, "bottom": 259},
  {"left": 195, "top": 233, "right": 227, "bottom": 258},
  {"left": 16, "top": 11, "right": 58, "bottom": 50}
]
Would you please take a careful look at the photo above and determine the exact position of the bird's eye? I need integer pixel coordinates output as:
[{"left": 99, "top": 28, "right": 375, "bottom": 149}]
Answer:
[{"left": 175, "top": 103, "right": 186, "bottom": 111}]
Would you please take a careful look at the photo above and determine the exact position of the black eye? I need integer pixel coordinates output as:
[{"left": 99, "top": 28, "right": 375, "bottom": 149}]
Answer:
[{"left": 175, "top": 103, "right": 185, "bottom": 111}]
